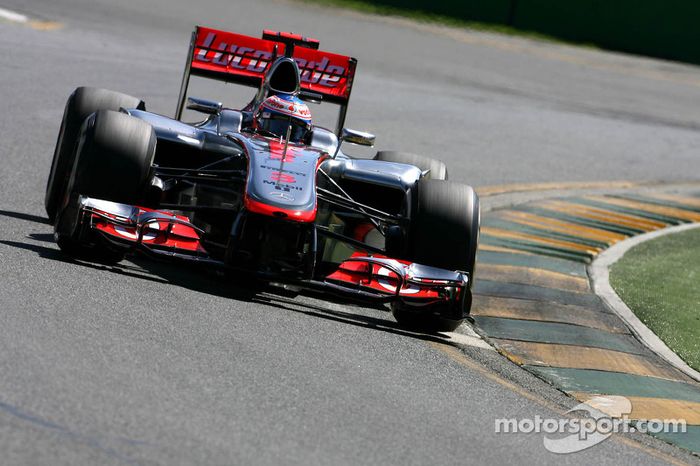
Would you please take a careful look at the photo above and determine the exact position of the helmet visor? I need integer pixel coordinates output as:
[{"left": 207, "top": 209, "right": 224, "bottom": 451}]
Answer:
[{"left": 259, "top": 113, "right": 309, "bottom": 143}]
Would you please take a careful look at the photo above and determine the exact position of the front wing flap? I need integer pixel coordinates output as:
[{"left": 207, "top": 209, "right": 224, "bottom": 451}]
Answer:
[{"left": 78, "top": 197, "right": 469, "bottom": 307}]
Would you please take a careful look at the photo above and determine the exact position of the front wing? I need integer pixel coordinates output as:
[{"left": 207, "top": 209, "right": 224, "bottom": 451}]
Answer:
[{"left": 77, "top": 197, "right": 470, "bottom": 308}]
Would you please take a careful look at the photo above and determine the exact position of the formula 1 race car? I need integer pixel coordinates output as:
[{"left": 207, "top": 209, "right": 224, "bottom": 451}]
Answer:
[{"left": 45, "top": 27, "right": 480, "bottom": 331}]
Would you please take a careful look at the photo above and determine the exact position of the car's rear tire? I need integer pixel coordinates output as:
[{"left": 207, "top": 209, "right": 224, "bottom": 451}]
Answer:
[
  {"left": 45, "top": 87, "right": 145, "bottom": 224},
  {"left": 392, "top": 179, "right": 480, "bottom": 332},
  {"left": 54, "top": 110, "right": 156, "bottom": 262},
  {"left": 374, "top": 151, "right": 448, "bottom": 180}
]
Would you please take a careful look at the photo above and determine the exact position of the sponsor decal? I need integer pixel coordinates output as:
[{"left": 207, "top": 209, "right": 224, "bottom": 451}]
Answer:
[
  {"left": 295, "top": 57, "right": 344, "bottom": 87},
  {"left": 194, "top": 31, "right": 346, "bottom": 89},
  {"left": 195, "top": 32, "right": 272, "bottom": 73},
  {"left": 268, "top": 151, "right": 296, "bottom": 162},
  {"left": 270, "top": 171, "right": 296, "bottom": 184},
  {"left": 269, "top": 191, "right": 295, "bottom": 201},
  {"left": 266, "top": 142, "right": 304, "bottom": 162},
  {"left": 259, "top": 165, "right": 307, "bottom": 177},
  {"left": 263, "top": 180, "right": 303, "bottom": 192},
  {"left": 261, "top": 95, "right": 311, "bottom": 120}
]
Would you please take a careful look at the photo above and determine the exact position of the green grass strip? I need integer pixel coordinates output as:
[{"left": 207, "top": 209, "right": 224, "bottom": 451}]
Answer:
[
  {"left": 296, "top": 0, "right": 577, "bottom": 45},
  {"left": 610, "top": 227, "right": 700, "bottom": 372}
]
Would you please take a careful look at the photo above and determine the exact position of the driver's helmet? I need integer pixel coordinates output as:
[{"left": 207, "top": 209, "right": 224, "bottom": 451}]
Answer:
[{"left": 254, "top": 94, "right": 312, "bottom": 143}]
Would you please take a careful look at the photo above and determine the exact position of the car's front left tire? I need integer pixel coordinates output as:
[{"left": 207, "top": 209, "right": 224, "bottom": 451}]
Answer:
[
  {"left": 54, "top": 109, "right": 156, "bottom": 262},
  {"left": 45, "top": 87, "right": 145, "bottom": 224}
]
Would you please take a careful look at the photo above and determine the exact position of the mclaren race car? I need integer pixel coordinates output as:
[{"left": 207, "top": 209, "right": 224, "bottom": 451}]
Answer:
[{"left": 45, "top": 27, "right": 480, "bottom": 331}]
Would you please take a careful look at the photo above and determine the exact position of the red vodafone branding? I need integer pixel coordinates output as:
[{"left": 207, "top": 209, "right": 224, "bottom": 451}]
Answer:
[{"left": 261, "top": 96, "right": 311, "bottom": 120}]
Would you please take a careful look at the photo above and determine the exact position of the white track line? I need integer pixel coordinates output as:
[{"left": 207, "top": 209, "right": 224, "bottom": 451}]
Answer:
[
  {"left": 443, "top": 325, "right": 495, "bottom": 351},
  {"left": 0, "top": 7, "right": 28, "bottom": 23}
]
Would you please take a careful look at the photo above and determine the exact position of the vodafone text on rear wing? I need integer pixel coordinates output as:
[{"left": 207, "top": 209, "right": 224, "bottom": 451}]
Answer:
[{"left": 175, "top": 26, "right": 358, "bottom": 134}]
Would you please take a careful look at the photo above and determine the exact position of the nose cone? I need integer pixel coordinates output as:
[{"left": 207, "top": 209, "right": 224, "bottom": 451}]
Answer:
[{"left": 244, "top": 135, "right": 327, "bottom": 223}]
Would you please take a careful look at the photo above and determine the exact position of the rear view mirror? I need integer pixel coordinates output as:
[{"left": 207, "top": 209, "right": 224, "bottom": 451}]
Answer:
[
  {"left": 186, "top": 97, "right": 222, "bottom": 115},
  {"left": 341, "top": 128, "right": 375, "bottom": 147}
]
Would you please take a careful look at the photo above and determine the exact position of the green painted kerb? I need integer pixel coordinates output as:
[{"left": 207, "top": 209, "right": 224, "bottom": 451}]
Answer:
[
  {"left": 475, "top": 317, "right": 646, "bottom": 355},
  {"left": 477, "top": 250, "right": 587, "bottom": 277},
  {"left": 475, "top": 281, "right": 603, "bottom": 308},
  {"left": 652, "top": 426, "right": 700, "bottom": 455},
  {"left": 527, "top": 367, "right": 700, "bottom": 404}
]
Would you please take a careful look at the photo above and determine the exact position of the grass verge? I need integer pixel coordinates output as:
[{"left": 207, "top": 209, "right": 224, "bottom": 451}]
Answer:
[
  {"left": 295, "top": 0, "right": 579, "bottom": 46},
  {"left": 610, "top": 227, "right": 700, "bottom": 372}
]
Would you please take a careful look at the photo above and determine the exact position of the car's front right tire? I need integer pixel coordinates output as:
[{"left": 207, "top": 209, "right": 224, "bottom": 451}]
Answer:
[{"left": 392, "top": 179, "right": 480, "bottom": 332}]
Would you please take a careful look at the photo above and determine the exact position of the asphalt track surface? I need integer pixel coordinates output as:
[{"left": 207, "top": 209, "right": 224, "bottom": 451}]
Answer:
[{"left": 1, "top": 0, "right": 700, "bottom": 464}]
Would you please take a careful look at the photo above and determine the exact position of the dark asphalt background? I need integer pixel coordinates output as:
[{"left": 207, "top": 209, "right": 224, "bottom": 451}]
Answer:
[{"left": 1, "top": 0, "right": 700, "bottom": 464}]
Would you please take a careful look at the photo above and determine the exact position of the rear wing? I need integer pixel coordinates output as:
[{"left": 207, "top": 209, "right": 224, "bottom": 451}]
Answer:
[{"left": 175, "top": 26, "right": 358, "bottom": 134}]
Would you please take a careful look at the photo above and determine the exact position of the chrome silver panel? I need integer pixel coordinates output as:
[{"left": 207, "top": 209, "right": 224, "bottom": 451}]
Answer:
[
  {"left": 407, "top": 263, "right": 469, "bottom": 284},
  {"left": 309, "top": 127, "right": 338, "bottom": 154},
  {"left": 81, "top": 196, "right": 204, "bottom": 234},
  {"left": 322, "top": 158, "right": 422, "bottom": 193},
  {"left": 217, "top": 109, "right": 244, "bottom": 134},
  {"left": 229, "top": 133, "right": 324, "bottom": 215},
  {"left": 348, "top": 256, "right": 469, "bottom": 288},
  {"left": 127, "top": 109, "right": 201, "bottom": 144},
  {"left": 80, "top": 197, "right": 139, "bottom": 220}
]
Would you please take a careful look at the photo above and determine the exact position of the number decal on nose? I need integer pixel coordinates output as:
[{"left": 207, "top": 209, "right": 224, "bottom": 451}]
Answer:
[{"left": 270, "top": 172, "right": 296, "bottom": 184}]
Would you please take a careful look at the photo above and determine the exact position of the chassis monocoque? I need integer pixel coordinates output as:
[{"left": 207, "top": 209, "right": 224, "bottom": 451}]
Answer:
[{"left": 45, "top": 28, "right": 480, "bottom": 331}]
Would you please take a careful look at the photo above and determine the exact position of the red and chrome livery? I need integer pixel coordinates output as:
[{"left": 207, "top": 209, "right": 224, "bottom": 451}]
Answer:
[{"left": 46, "top": 27, "right": 479, "bottom": 331}]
